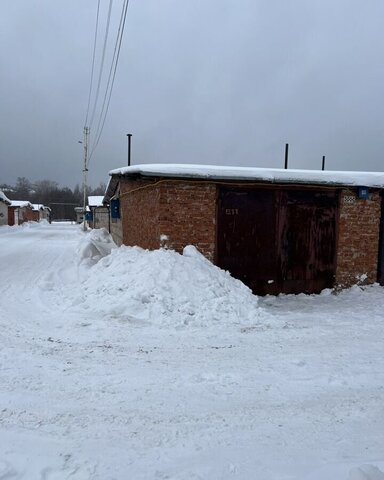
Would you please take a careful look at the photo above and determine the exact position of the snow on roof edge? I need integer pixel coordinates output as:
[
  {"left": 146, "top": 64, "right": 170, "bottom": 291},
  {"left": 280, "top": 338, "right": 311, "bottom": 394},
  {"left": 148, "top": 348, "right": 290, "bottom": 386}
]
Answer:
[
  {"left": 88, "top": 196, "right": 105, "bottom": 207},
  {"left": 10, "top": 200, "right": 33, "bottom": 208},
  {"left": 0, "top": 190, "right": 12, "bottom": 205},
  {"left": 108, "top": 164, "right": 384, "bottom": 188},
  {"left": 32, "top": 204, "right": 51, "bottom": 211}
]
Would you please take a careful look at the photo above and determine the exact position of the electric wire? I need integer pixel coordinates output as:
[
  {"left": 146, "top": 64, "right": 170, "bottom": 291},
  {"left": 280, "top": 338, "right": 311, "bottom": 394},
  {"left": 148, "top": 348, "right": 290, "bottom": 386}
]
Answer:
[
  {"left": 89, "top": 0, "right": 130, "bottom": 162},
  {"left": 92, "top": 0, "right": 129, "bottom": 145},
  {"left": 84, "top": 0, "right": 101, "bottom": 127},
  {"left": 88, "top": 0, "right": 114, "bottom": 130}
]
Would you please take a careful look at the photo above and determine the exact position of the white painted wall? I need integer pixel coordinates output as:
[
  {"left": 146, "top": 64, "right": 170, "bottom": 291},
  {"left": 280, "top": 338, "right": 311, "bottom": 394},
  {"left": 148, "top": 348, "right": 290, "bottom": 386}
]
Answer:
[{"left": 0, "top": 202, "right": 8, "bottom": 226}]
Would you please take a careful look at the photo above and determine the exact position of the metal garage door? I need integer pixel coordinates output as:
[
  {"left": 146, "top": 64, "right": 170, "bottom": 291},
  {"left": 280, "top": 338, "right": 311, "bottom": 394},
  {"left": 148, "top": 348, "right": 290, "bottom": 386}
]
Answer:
[{"left": 217, "top": 187, "right": 339, "bottom": 295}]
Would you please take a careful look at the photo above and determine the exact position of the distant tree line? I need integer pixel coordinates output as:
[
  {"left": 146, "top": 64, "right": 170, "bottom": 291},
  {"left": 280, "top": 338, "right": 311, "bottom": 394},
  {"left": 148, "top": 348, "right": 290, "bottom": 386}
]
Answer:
[{"left": 0, "top": 177, "right": 107, "bottom": 221}]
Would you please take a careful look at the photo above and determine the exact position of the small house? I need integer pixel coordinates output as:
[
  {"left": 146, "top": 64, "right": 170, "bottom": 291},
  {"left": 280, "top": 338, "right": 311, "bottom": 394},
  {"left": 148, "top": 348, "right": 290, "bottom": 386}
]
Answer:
[
  {"left": 8, "top": 201, "right": 34, "bottom": 226},
  {"left": 0, "top": 191, "right": 11, "bottom": 226},
  {"left": 104, "top": 164, "right": 384, "bottom": 295},
  {"left": 74, "top": 206, "right": 84, "bottom": 224},
  {"left": 87, "top": 195, "right": 109, "bottom": 230},
  {"left": 31, "top": 204, "right": 51, "bottom": 222}
]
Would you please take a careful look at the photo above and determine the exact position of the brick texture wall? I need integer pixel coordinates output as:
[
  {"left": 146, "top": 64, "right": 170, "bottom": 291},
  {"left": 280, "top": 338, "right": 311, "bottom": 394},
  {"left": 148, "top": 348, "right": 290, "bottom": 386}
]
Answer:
[
  {"left": 158, "top": 181, "right": 217, "bottom": 260},
  {"left": 113, "top": 178, "right": 383, "bottom": 291},
  {"left": 336, "top": 189, "right": 381, "bottom": 287},
  {"left": 120, "top": 178, "right": 162, "bottom": 250},
  {"left": 119, "top": 178, "right": 217, "bottom": 259}
]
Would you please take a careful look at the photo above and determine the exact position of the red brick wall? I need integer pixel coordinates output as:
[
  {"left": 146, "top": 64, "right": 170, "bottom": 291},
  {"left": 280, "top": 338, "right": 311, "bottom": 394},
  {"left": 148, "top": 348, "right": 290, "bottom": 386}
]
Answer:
[
  {"left": 22, "top": 207, "right": 35, "bottom": 223},
  {"left": 336, "top": 189, "right": 381, "bottom": 287},
  {"left": 116, "top": 178, "right": 383, "bottom": 290},
  {"left": 120, "top": 178, "right": 217, "bottom": 259},
  {"left": 158, "top": 181, "right": 217, "bottom": 260},
  {"left": 120, "top": 178, "right": 162, "bottom": 250},
  {"left": 8, "top": 206, "right": 34, "bottom": 225}
]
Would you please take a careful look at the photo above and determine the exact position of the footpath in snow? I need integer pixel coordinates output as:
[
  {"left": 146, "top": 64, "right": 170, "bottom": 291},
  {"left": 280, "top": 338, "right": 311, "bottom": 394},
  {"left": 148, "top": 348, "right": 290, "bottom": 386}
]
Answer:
[{"left": 0, "top": 221, "right": 383, "bottom": 480}]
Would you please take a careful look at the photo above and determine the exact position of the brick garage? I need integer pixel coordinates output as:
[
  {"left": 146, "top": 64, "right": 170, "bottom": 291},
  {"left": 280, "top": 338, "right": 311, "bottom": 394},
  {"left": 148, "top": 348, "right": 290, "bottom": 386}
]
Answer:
[
  {"left": 8, "top": 201, "right": 34, "bottom": 226},
  {"left": 105, "top": 164, "right": 384, "bottom": 295}
]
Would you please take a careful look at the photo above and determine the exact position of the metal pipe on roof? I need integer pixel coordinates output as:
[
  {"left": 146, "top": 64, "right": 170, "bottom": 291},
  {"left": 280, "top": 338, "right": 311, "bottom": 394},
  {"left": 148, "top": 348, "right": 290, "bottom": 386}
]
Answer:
[
  {"left": 284, "top": 143, "right": 289, "bottom": 169},
  {"left": 127, "top": 133, "right": 132, "bottom": 166}
]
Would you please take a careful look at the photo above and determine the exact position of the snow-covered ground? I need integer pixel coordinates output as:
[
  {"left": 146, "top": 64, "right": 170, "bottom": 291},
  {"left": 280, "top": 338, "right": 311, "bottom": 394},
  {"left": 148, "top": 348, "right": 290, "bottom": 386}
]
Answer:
[{"left": 0, "top": 222, "right": 384, "bottom": 480}]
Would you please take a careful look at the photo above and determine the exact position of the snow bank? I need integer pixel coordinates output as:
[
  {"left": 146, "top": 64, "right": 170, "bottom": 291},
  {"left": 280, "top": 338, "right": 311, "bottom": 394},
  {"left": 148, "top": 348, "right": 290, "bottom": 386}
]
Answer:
[
  {"left": 72, "top": 233, "right": 261, "bottom": 327},
  {"left": 77, "top": 227, "right": 117, "bottom": 266},
  {"left": 0, "top": 220, "right": 44, "bottom": 233},
  {"left": 304, "top": 463, "right": 384, "bottom": 480},
  {"left": 348, "top": 465, "right": 384, "bottom": 480},
  {"left": 2, "top": 223, "right": 384, "bottom": 479}
]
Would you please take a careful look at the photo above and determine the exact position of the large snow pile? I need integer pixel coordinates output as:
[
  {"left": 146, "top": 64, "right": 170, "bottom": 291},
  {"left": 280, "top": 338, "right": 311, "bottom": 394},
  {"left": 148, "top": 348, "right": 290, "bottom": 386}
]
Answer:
[
  {"left": 77, "top": 227, "right": 117, "bottom": 266},
  {"left": 305, "top": 463, "right": 384, "bottom": 480},
  {"left": 348, "top": 465, "right": 384, "bottom": 480},
  {"left": 71, "top": 230, "right": 262, "bottom": 327},
  {"left": 2, "top": 223, "right": 384, "bottom": 479}
]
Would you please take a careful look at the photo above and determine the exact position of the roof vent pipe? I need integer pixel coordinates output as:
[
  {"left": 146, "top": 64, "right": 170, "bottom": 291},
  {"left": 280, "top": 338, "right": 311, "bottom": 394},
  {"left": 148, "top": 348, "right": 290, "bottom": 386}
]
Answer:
[
  {"left": 322, "top": 155, "right": 325, "bottom": 171},
  {"left": 284, "top": 143, "right": 289, "bottom": 169},
  {"left": 126, "top": 133, "right": 132, "bottom": 166}
]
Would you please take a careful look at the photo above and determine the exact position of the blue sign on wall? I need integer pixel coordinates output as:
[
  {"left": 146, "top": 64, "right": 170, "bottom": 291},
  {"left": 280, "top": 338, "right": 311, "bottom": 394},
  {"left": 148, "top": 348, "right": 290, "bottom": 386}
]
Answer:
[
  {"left": 358, "top": 186, "right": 369, "bottom": 199},
  {"left": 111, "top": 199, "right": 120, "bottom": 219}
]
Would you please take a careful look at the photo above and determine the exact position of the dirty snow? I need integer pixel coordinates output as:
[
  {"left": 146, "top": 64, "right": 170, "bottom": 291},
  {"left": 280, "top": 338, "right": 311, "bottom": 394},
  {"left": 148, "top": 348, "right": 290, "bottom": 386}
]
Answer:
[{"left": 0, "top": 222, "right": 384, "bottom": 479}]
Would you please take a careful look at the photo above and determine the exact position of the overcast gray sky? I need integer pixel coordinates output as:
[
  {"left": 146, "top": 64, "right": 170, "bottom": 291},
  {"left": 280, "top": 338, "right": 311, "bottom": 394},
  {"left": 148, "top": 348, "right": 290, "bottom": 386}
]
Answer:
[{"left": 1, "top": 0, "right": 384, "bottom": 188}]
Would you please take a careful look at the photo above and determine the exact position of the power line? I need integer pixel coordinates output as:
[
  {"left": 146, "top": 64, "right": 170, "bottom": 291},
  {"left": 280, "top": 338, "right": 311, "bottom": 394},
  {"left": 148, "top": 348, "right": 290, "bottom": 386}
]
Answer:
[
  {"left": 84, "top": 0, "right": 101, "bottom": 127},
  {"left": 92, "top": 0, "right": 129, "bottom": 146},
  {"left": 89, "top": 0, "right": 130, "bottom": 162},
  {"left": 88, "top": 0, "right": 114, "bottom": 130}
]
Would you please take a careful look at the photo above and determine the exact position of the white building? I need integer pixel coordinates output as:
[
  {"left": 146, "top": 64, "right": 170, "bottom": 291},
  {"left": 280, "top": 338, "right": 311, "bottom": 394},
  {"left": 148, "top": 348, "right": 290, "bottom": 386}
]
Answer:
[{"left": 0, "top": 191, "right": 11, "bottom": 226}]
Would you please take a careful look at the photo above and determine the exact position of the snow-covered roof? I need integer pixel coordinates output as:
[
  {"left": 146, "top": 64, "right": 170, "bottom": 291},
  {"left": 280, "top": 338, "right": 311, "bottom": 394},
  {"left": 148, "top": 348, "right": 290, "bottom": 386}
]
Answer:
[
  {"left": 108, "top": 163, "right": 384, "bottom": 188},
  {"left": 0, "top": 190, "right": 11, "bottom": 205},
  {"left": 32, "top": 204, "right": 51, "bottom": 211},
  {"left": 88, "top": 196, "right": 104, "bottom": 207},
  {"left": 11, "top": 200, "right": 33, "bottom": 208}
]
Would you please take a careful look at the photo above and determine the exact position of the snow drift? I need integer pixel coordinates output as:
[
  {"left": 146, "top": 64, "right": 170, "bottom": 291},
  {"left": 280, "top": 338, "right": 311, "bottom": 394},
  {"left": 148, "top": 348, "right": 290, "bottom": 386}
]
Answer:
[
  {"left": 77, "top": 227, "right": 117, "bottom": 266},
  {"left": 71, "top": 229, "right": 262, "bottom": 327},
  {"left": 2, "top": 222, "right": 384, "bottom": 479}
]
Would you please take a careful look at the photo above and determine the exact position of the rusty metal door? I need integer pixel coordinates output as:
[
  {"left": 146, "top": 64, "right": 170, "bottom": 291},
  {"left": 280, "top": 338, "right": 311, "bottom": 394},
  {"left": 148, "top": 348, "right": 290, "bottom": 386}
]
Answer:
[
  {"left": 217, "top": 188, "right": 279, "bottom": 295},
  {"left": 277, "top": 191, "right": 338, "bottom": 294},
  {"left": 217, "top": 187, "right": 338, "bottom": 295}
]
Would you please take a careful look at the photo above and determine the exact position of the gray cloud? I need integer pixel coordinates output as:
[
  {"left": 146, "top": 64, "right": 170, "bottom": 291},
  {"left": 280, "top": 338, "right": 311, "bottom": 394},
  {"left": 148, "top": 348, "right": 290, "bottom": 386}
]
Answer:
[{"left": 1, "top": 0, "right": 384, "bottom": 188}]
